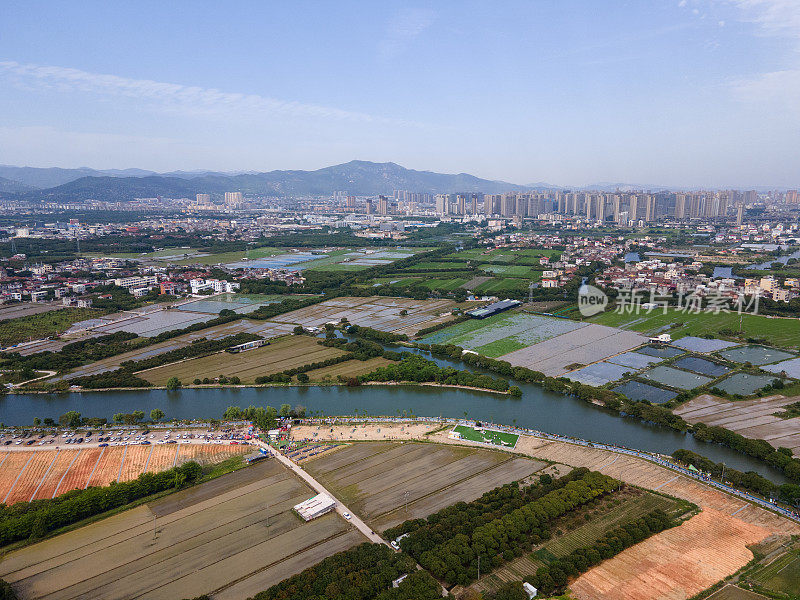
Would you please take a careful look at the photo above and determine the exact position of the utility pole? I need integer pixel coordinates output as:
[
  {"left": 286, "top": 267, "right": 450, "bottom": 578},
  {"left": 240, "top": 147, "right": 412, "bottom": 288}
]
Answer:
[
  {"left": 721, "top": 462, "right": 726, "bottom": 483},
  {"left": 477, "top": 554, "right": 480, "bottom": 581}
]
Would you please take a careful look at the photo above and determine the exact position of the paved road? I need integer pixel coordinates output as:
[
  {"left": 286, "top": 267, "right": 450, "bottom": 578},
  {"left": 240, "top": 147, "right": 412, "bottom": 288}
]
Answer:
[{"left": 256, "top": 440, "right": 387, "bottom": 546}]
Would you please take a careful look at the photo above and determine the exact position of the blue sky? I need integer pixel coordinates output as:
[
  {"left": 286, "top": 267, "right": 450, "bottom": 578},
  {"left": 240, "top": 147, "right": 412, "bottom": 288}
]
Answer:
[{"left": 1, "top": 0, "right": 799, "bottom": 188}]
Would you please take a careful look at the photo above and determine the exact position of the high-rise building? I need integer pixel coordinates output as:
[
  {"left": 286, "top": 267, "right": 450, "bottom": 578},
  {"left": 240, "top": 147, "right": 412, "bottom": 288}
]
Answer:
[
  {"left": 456, "top": 194, "right": 466, "bottom": 215},
  {"left": 224, "top": 192, "right": 243, "bottom": 207},
  {"left": 786, "top": 190, "right": 799, "bottom": 204},
  {"left": 484, "top": 194, "right": 502, "bottom": 216},
  {"left": 377, "top": 195, "right": 389, "bottom": 216},
  {"left": 196, "top": 193, "right": 210, "bottom": 204},
  {"left": 435, "top": 194, "right": 449, "bottom": 215},
  {"left": 501, "top": 194, "right": 516, "bottom": 217},
  {"left": 346, "top": 195, "right": 356, "bottom": 209}
]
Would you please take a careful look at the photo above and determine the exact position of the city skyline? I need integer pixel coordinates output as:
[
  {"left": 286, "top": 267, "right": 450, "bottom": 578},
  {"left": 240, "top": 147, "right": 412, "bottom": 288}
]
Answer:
[{"left": 2, "top": 1, "right": 800, "bottom": 188}]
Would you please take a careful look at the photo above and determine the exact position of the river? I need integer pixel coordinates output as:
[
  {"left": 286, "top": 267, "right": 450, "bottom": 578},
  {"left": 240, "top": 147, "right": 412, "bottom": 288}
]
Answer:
[
  {"left": 1, "top": 343, "right": 789, "bottom": 482},
  {"left": 748, "top": 249, "right": 800, "bottom": 270}
]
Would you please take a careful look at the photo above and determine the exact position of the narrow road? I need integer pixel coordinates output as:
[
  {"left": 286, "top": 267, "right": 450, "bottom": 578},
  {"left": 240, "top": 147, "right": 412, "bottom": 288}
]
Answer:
[{"left": 256, "top": 440, "right": 387, "bottom": 546}]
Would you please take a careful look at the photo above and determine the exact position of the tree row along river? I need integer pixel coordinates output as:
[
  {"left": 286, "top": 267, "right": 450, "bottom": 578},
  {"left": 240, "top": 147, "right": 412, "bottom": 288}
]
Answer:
[{"left": 0, "top": 338, "right": 789, "bottom": 483}]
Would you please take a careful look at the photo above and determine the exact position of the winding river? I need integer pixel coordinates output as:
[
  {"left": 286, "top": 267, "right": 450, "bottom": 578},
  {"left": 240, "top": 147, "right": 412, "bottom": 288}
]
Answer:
[{"left": 0, "top": 342, "right": 789, "bottom": 482}]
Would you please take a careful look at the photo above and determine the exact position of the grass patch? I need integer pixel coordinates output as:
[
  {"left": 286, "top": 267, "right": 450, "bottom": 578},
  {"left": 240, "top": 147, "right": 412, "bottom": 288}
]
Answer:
[
  {"left": 590, "top": 308, "right": 800, "bottom": 349},
  {"left": 746, "top": 549, "right": 800, "bottom": 596},
  {"left": 452, "top": 425, "right": 519, "bottom": 447},
  {"left": 0, "top": 307, "right": 103, "bottom": 346}
]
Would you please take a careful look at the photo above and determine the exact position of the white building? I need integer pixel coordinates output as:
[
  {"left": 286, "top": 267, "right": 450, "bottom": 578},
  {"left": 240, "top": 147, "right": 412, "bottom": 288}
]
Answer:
[
  {"left": 114, "top": 275, "right": 158, "bottom": 290},
  {"left": 189, "top": 278, "right": 240, "bottom": 295},
  {"left": 293, "top": 494, "right": 336, "bottom": 521}
]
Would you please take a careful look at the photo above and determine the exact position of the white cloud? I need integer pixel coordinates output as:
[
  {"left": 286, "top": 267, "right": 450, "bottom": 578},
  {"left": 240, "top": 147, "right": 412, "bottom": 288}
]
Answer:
[
  {"left": 723, "top": 1, "right": 800, "bottom": 115},
  {"left": 379, "top": 8, "right": 435, "bottom": 59},
  {"left": 0, "top": 60, "right": 388, "bottom": 124}
]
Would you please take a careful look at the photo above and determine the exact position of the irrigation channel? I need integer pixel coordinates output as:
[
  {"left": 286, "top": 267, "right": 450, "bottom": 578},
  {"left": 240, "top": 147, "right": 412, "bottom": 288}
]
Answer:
[{"left": 0, "top": 340, "right": 790, "bottom": 483}]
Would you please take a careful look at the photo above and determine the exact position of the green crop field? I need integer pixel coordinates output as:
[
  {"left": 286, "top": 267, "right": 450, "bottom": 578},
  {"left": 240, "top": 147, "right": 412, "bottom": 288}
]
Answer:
[
  {"left": 418, "top": 277, "right": 469, "bottom": 291},
  {"left": 475, "top": 277, "right": 536, "bottom": 293},
  {"left": 0, "top": 307, "right": 102, "bottom": 347},
  {"left": 747, "top": 550, "right": 800, "bottom": 596},
  {"left": 590, "top": 308, "right": 800, "bottom": 349},
  {"left": 479, "top": 264, "right": 537, "bottom": 277},
  {"left": 452, "top": 425, "right": 519, "bottom": 448}
]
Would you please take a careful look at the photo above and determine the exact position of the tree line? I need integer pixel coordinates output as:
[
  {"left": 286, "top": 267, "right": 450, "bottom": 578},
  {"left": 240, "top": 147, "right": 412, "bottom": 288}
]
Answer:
[
  {"left": 357, "top": 354, "right": 516, "bottom": 395},
  {"left": 0, "top": 462, "right": 203, "bottom": 545},
  {"left": 525, "top": 509, "right": 676, "bottom": 595},
  {"left": 385, "top": 469, "right": 618, "bottom": 587}
]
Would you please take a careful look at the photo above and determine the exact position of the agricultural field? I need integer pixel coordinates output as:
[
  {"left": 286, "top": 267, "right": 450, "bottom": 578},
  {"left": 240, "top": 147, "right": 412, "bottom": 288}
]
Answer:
[
  {"left": 416, "top": 277, "right": 469, "bottom": 290},
  {"left": 0, "top": 460, "right": 367, "bottom": 600},
  {"left": 0, "top": 445, "right": 250, "bottom": 505},
  {"left": 470, "top": 488, "right": 685, "bottom": 597},
  {"left": 302, "top": 356, "right": 393, "bottom": 383},
  {"left": 0, "top": 307, "right": 103, "bottom": 347},
  {"left": 268, "top": 296, "right": 458, "bottom": 336},
  {"left": 138, "top": 334, "right": 346, "bottom": 385},
  {"left": 640, "top": 365, "right": 714, "bottom": 390},
  {"left": 568, "top": 508, "right": 772, "bottom": 600},
  {"left": 419, "top": 311, "right": 584, "bottom": 357},
  {"left": 743, "top": 549, "right": 800, "bottom": 597},
  {"left": 674, "top": 394, "right": 800, "bottom": 456},
  {"left": 589, "top": 308, "right": 800, "bottom": 350},
  {"left": 303, "top": 441, "right": 546, "bottom": 533},
  {"left": 474, "top": 276, "right": 538, "bottom": 293},
  {"left": 706, "top": 585, "right": 769, "bottom": 600},
  {"left": 0, "top": 302, "right": 68, "bottom": 321},
  {"left": 448, "top": 247, "right": 561, "bottom": 263},
  {"left": 501, "top": 324, "right": 646, "bottom": 376}
]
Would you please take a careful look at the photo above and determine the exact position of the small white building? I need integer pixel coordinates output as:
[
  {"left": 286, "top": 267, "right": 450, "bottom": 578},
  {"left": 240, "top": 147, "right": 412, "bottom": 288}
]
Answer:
[
  {"left": 649, "top": 333, "right": 672, "bottom": 343},
  {"left": 294, "top": 494, "right": 336, "bottom": 521},
  {"left": 523, "top": 582, "right": 538, "bottom": 598}
]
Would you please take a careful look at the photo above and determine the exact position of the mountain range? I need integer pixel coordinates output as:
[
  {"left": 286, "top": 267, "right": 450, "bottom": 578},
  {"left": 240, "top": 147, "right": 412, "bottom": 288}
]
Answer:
[{"left": 0, "top": 161, "right": 530, "bottom": 202}]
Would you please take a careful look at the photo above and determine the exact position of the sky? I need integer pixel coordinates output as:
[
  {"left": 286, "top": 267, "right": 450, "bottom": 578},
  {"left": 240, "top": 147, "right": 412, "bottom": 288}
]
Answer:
[{"left": 0, "top": 0, "right": 799, "bottom": 188}]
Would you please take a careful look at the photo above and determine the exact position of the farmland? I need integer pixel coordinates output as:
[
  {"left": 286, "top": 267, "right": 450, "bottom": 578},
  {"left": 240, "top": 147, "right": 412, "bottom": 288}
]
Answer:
[
  {"left": 0, "top": 460, "right": 367, "bottom": 600},
  {"left": 743, "top": 549, "right": 800, "bottom": 597},
  {"left": 302, "top": 440, "right": 546, "bottom": 533},
  {"left": 589, "top": 308, "right": 800, "bottom": 350},
  {"left": 674, "top": 393, "right": 800, "bottom": 456},
  {"left": 470, "top": 488, "right": 686, "bottom": 597},
  {"left": 0, "top": 307, "right": 103, "bottom": 347},
  {"left": 0, "top": 445, "right": 249, "bottom": 505},
  {"left": 139, "top": 334, "right": 346, "bottom": 385},
  {"left": 568, "top": 508, "right": 771, "bottom": 600}
]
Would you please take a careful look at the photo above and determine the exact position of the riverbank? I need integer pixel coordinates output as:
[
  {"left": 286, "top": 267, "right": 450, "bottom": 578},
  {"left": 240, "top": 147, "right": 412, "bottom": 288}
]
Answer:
[{"left": 11, "top": 380, "right": 512, "bottom": 396}]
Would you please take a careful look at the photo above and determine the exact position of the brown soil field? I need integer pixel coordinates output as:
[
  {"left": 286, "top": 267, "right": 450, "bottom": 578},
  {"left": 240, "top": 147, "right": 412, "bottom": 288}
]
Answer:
[
  {"left": 569, "top": 508, "right": 771, "bottom": 600},
  {"left": 57, "top": 449, "right": 103, "bottom": 492},
  {"left": 33, "top": 450, "right": 81, "bottom": 499},
  {"left": 0, "top": 460, "right": 368, "bottom": 600},
  {"left": 304, "top": 441, "right": 545, "bottom": 532},
  {"left": 0, "top": 446, "right": 250, "bottom": 506},
  {"left": 139, "top": 334, "right": 346, "bottom": 385},
  {"left": 0, "top": 453, "right": 37, "bottom": 503},
  {"left": 9, "top": 451, "right": 59, "bottom": 504},
  {"left": 292, "top": 422, "right": 442, "bottom": 444},
  {"left": 675, "top": 394, "right": 800, "bottom": 456}
]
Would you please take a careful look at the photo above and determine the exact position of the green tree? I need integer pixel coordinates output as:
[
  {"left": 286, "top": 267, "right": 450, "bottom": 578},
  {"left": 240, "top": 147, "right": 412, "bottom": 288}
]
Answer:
[
  {"left": 132, "top": 410, "right": 145, "bottom": 423},
  {"left": 297, "top": 373, "right": 310, "bottom": 383},
  {"left": 33, "top": 417, "right": 41, "bottom": 426},
  {"left": 165, "top": 376, "right": 181, "bottom": 390},
  {"left": 279, "top": 403, "right": 291, "bottom": 417},
  {"left": 493, "top": 581, "right": 528, "bottom": 600},
  {"left": 58, "top": 411, "right": 81, "bottom": 428},
  {"left": 150, "top": 408, "right": 165, "bottom": 422},
  {"left": 293, "top": 325, "right": 305, "bottom": 335},
  {"left": 112, "top": 413, "right": 124, "bottom": 424}
]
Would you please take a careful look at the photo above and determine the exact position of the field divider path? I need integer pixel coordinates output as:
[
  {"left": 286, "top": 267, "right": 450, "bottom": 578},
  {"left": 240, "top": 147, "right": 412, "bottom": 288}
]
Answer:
[
  {"left": 653, "top": 475, "right": 679, "bottom": 491},
  {"left": 171, "top": 445, "right": 179, "bottom": 467},
  {"left": 257, "top": 441, "right": 386, "bottom": 545},
  {"left": 29, "top": 450, "right": 60, "bottom": 502},
  {"left": 116, "top": 446, "right": 128, "bottom": 482},
  {"left": 3, "top": 452, "right": 35, "bottom": 504},
  {"left": 142, "top": 445, "right": 154, "bottom": 473},
  {"left": 84, "top": 448, "right": 103, "bottom": 489},
  {"left": 54, "top": 450, "right": 81, "bottom": 497},
  {"left": 0, "top": 451, "right": 9, "bottom": 469}
]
